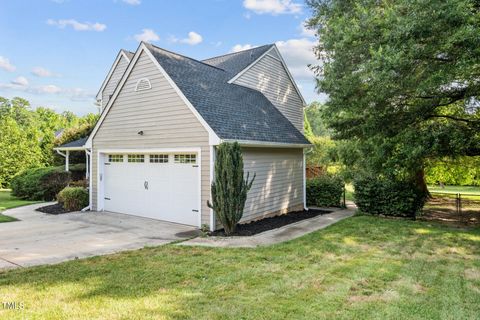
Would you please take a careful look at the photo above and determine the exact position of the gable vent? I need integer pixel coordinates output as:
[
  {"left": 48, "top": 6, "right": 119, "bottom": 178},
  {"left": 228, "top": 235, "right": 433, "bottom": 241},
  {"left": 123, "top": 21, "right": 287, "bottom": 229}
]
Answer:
[{"left": 135, "top": 78, "right": 152, "bottom": 92}]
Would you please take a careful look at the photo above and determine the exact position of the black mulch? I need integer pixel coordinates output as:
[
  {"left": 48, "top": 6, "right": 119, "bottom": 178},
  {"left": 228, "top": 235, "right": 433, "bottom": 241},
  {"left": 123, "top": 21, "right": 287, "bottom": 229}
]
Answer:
[
  {"left": 209, "top": 208, "right": 332, "bottom": 237},
  {"left": 36, "top": 203, "right": 71, "bottom": 215}
]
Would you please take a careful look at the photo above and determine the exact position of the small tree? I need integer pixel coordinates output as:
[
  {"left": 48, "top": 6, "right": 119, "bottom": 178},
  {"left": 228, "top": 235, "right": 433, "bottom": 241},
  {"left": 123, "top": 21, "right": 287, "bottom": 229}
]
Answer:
[{"left": 207, "top": 142, "right": 255, "bottom": 235}]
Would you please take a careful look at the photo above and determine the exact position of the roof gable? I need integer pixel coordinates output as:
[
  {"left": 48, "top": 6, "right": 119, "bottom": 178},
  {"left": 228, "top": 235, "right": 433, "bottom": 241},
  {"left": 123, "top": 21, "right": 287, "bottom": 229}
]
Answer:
[
  {"left": 88, "top": 42, "right": 310, "bottom": 147},
  {"left": 202, "top": 45, "right": 273, "bottom": 76},
  {"left": 145, "top": 43, "right": 309, "bottom": 145},
  {"left": 95, "top": 49, "right": 134, "bottom": 101}
]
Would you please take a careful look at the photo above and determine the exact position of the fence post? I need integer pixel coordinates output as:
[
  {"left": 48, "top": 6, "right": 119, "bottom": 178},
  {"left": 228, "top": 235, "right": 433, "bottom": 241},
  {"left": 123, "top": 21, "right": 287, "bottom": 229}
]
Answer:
[
  {"left": 458, "top": 193, "right": 462, "bottom": 214},
  {"left": 455, "top": 193, "right": 460, "bottom": 215},
  {"left": 343, "top": 185, "right": 346, "bottom": 208}
]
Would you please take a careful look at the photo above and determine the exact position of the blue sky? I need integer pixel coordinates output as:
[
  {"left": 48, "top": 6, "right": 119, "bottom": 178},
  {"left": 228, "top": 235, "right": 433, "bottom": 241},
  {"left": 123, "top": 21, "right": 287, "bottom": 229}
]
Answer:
[{"left": 0, "top": 0, "right": 325, "bottom": 115}]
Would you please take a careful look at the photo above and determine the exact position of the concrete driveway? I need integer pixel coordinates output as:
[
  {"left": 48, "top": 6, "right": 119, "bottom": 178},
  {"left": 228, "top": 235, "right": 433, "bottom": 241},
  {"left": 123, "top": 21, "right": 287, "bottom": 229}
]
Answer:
[{"left": 0, "top": 203, "right": 198, "bottom": 270}]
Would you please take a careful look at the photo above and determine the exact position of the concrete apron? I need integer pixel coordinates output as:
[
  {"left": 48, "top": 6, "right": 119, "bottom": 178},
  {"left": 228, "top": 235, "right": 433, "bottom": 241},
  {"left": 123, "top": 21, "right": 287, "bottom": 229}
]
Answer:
[
  {"left": 179, "top": 206, "right": 355, "bottom": 248},
  {"left": 0, "top": 203, "right": 198, "bottom": 270}
]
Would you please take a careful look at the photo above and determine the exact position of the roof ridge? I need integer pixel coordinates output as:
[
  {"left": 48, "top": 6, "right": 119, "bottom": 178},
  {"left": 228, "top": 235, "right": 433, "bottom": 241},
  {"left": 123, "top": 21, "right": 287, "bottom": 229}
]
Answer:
[
  {"left": 202, "top": 44, "right": 274, "bottom": 62},
  {"left": 144, "top": 42, "right": 226, "bottom": 72}
]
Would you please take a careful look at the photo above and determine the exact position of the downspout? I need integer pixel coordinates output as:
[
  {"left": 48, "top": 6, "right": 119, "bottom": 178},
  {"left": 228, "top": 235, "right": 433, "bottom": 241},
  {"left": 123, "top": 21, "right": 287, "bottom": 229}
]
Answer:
[
  {"left": 303, "top": 147, "right": 313, "bottom": 210},
  {"left": 81, "top": 149, "right": 92, "bottom": 212}
]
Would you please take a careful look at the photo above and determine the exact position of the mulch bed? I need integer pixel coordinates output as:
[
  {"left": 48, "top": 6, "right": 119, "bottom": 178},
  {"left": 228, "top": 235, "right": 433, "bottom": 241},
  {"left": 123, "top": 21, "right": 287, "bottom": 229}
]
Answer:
[
  {"left": 209, "top": 208, "right": 332, "bottom": 237},
  {"left": 36, "top": 203, "right": 71, "bottom": 215}
]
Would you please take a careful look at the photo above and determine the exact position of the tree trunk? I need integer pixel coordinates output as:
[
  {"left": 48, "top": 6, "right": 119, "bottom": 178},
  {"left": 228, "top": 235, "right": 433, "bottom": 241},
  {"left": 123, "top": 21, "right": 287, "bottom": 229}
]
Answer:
[{"left": 414, "top": 168, "right": 431, "bottom": 199}]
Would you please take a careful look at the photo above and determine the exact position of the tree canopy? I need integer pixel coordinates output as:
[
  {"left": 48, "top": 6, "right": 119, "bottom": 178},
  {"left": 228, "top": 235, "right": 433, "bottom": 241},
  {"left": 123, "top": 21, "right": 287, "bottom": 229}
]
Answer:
[
  {"left": 307, "top": 0, "right": 480, "bottom": 187},
  {"left": 0, "top": 97, "right": 98, "bottom": 187}
]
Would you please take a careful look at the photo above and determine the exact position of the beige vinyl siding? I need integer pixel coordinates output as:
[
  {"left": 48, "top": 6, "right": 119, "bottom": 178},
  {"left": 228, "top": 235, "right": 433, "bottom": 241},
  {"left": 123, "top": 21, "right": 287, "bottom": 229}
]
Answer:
[
  {"left": 241, "top": 147, "right": 304, "bottom": 222},
  {"left": 92, "top": 51, "right": 211, "bottom": 226},
  {"left": 101, "top": 55, "right": 130, "bottom": 110},
  {"left": 233, "top": 52, "right": 304, "bottom": 132}
]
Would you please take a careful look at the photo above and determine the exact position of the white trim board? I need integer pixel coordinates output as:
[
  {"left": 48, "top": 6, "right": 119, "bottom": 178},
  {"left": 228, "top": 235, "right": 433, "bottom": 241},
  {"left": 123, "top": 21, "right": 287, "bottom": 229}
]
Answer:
[
  {"left": 222, "top": 139, "right": 311, "bottom": 148},
  {"left": 86, "top": 42, "right": 221, "bottom": 148},
  {"left": 228, "top": 44, "right": 306, "bottom": 106},
  {"left": 95, "top": 50, "right": 132, "bottom": 101}
]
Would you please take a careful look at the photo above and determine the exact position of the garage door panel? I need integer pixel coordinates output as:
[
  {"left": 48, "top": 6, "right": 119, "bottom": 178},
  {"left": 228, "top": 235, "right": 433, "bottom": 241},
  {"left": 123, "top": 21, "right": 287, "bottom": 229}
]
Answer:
[{"left": 102, "top": 153, "right": 199, "bottom": 226}]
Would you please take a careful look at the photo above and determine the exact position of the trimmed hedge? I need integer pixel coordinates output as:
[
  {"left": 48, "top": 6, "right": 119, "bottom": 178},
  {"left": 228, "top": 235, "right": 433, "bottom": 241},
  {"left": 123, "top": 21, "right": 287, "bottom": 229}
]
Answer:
[
  {"left": 11, "top": 164, "right": 86, "bottom": 201},
  {"left": 353, "top": 177, "right": 427, "bottom": 218},
  {"left": 57, "top": 187, "right": 89, "bottom": 211},
  {"left": 11, "top": 167, "right": 71, "bottom": 201},
  {"left": 306, "top": 175, "right": 344, "bottom": 207}
]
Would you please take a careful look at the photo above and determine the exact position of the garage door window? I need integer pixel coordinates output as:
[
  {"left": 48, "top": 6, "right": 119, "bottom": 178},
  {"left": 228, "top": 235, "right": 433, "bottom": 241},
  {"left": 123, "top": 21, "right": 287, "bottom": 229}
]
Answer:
[
  {"left": 174, "top": 154, "right": 196, "bottom": 164},
  {"left": 150, "top": 154, "right": 168, "bottom": 163},
  {"left": 108, "top": 154, "right": 124, "bottom": 163},
  {"left": 128, "top": 154, "right": 145, "bottom": 163}
]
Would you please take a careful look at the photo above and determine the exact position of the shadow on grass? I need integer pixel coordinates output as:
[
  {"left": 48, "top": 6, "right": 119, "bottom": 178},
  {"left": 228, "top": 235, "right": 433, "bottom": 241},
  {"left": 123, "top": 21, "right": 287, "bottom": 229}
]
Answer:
[{"left": 0, "top": 216, "right": 479, "bottom": 319}]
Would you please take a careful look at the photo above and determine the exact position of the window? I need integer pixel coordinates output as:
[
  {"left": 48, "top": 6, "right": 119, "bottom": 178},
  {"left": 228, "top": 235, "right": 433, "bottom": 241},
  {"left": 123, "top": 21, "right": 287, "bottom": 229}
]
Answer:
[
  {"left": 150, "top": 154, "right": 168, "bottom": 163},
  {"left": 135, "top": 78, "right": 152, "bottom": 92},
  {"left": 174, "top": 154, "right": 196, "bottom": 164},
  {"left": 128, "top": 154, "right": 145, "bottom": 163},
  {"left": 108, "top": 154, "right": 123, "bottom": 163}
]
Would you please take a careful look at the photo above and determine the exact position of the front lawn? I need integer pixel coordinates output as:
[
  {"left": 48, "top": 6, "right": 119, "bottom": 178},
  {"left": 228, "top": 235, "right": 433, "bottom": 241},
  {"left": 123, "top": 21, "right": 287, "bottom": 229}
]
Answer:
[
  {"left": 0, "top": 189, "right": 40, "bottom": 222},
  {"left": 428, "top": 185, "right": 480, "bottom": 195},
  {"left": 0, "top": 216, "right": 479, "bottom": 319}
]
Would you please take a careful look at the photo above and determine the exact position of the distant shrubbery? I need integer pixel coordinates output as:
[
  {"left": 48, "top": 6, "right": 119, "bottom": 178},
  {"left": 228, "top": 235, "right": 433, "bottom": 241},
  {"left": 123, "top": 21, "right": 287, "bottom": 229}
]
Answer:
[
  {"left": 57, "top": 187, "right": 88, "bottom": 211},
  {"left": 425, "top": 157, "right": 480, "bottom": 186},
  {"left": 354, "top": 177, "right": 427, "bottom": 218},
  {"left": 306, "top": 175, "right": 344, "bottom": 207},
  {"left": 10, "top": 164, "right": 85, "bottom": 201}
]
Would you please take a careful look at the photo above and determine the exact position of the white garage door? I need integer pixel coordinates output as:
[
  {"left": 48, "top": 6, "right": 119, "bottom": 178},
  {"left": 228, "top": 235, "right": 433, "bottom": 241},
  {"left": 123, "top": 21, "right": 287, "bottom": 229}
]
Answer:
[{"left": 103, "top": 153, "right": 199, "bottom": 226}]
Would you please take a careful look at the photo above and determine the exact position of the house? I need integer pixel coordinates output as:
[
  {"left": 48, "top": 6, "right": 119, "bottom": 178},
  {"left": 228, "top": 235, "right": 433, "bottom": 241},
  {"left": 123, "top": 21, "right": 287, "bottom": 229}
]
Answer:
[{"left": 55, "top": 42, "right": 311, "bottom": 230}]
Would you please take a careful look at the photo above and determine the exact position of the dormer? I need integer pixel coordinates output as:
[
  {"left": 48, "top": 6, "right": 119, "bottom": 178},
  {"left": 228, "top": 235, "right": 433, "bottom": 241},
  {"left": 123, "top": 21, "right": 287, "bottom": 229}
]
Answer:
[{"left": 203, "top": 45, "right": 305, "bottom": 133}]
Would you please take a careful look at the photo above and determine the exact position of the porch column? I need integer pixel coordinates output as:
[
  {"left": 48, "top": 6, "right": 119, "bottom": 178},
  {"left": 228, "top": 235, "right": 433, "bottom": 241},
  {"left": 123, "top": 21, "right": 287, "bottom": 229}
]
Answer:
[
  {"left": 65, "top": 150, "right": 70, "bottom": 172},
  {"left": 85, "top": 150, "right": 90, "bottom": 179}
]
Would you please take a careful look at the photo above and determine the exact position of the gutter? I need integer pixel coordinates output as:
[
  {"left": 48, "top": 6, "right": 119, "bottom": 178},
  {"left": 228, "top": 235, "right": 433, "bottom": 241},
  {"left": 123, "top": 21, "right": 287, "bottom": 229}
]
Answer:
[
  {"left": 303, "top": 147, "right": 314, "bottom": 211},
  {"left": 81, "top": 149, "right": 92, "bottom": 212},
  {"left": 221, "top": 139, "right": 312, "bottom": 148}
]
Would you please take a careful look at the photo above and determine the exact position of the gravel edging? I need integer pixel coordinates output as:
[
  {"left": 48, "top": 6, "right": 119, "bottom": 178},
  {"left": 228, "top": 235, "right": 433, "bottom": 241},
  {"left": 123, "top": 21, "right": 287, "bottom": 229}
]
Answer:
[
  {"left": 179, "top": 206, "right": 356, "bottom": 248},
  {"left": 209, "top": 208, "right": 332, "bottom": 237}
]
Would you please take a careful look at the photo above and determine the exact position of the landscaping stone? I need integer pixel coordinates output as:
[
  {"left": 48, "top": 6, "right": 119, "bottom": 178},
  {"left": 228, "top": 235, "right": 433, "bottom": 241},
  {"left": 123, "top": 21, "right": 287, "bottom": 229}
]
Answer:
[{"left": 179, "top": 205, "right": 356, "bottom": 248}]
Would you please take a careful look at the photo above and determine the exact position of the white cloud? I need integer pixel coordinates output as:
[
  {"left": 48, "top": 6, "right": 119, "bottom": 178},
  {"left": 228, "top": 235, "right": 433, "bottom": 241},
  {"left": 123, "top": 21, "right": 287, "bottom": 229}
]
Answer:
[
  {"left": 0, "top": 79, "right": 94, "bottom": 102},
  {"left": 0, "top": 56, "right": 16, "bottom": 72},
  {"left": 230, "top": 44, "right": 256, "bottom": 53},
  {"left": 170, "top": 32, "right": 203, "bottom": 45},
  {"left": 122, "top": 0, "right": 141, "bottom": 5},
  {"left": 299, "top": 20, "right": 316, "bottom": 38},
  {"left": 31, "top": 67, "right": 59, "bottom": 78},
  {"left": 243, "top": 0, "right": 302, "bottom": 15},
  {"left": 47, "top": 19, "right": 106, "bottom": 32},
  {"left": 134, "top": 29, "right": 160, "bottom": 42},
  {"left": 64, "top": 88, "right": 95, "bottom": 101},
  {"left": 33, "top": 84, "right": 62, "bottom": 94},
  {"left": 182, "top": 31, "right": 203, "bottom": 45},
  {"left": 11, "top": 76, "right": 29, "bottom": 87},
  {"left": 276, "top": 38, "right": 318, "bottom": 79}
]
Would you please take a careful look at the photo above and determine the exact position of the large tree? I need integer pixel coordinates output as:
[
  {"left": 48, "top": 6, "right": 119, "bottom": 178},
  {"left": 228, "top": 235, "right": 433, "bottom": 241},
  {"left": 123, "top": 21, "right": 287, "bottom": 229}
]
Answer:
[{"left": 307, "top": 0, "right": 480, "bottom": 190}]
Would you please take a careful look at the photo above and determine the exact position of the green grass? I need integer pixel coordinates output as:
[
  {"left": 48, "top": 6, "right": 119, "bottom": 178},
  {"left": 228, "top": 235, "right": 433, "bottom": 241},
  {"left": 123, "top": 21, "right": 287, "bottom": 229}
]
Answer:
[
  {"left": 428, "top": 185, "right": 480, "bottom": 195},
  {"left": 0, "top": 189, "right": 40, "bottom": 223},
  {"left": 0, "top": 216, "right": 479, "bottom": 319}
]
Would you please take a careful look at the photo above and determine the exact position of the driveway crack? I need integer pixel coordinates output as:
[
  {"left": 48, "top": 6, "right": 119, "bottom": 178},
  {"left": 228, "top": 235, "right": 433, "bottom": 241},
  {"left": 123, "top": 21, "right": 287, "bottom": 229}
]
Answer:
[{"left": 0, "top": 256, "right": 23, "bottom": 268}]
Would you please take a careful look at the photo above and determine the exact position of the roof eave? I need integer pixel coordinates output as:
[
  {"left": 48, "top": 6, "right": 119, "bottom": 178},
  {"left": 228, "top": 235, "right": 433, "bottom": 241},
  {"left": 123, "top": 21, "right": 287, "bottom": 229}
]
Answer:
[{"left": 221, "top": 139, "right": 312, "bottom": 148}]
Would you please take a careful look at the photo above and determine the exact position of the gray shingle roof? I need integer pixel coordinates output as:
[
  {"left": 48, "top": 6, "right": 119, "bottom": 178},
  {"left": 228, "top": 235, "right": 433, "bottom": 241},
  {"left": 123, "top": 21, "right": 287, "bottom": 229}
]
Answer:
[
  {"left": 144, "top": 43, "right": 309, "bottom": 145},
  {"left": 121, "top": 49, "right": 134, "bottom": 60},
  {"left": 58, "top": 136, "right": 88, "bottom": 148},
  {"left": 202, "top": 44, "right": 273, "bottom": 76}
]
